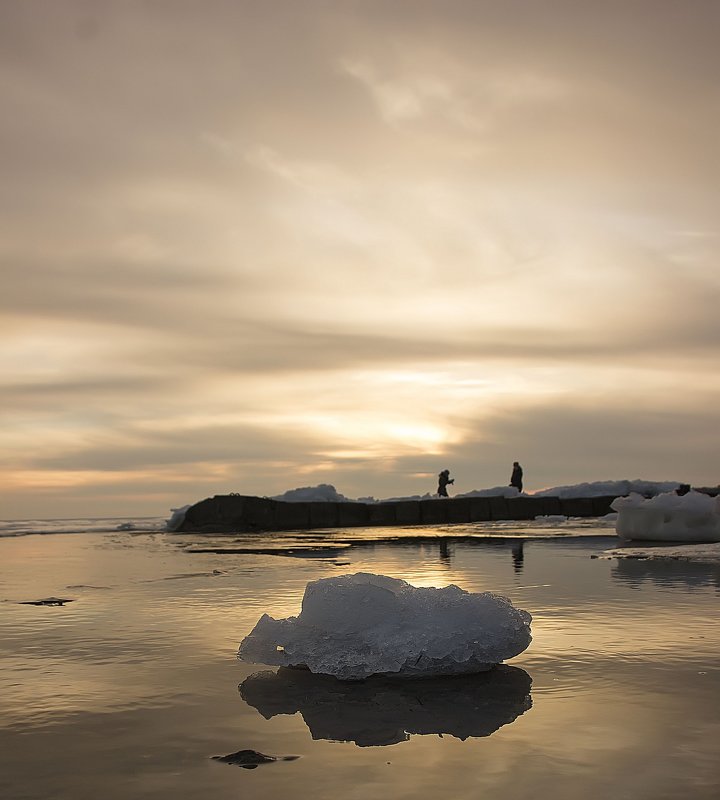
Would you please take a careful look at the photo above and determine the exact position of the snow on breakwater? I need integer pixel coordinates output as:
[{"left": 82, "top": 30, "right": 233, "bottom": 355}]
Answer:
[{"left": 271, "top": 479, "right": 685, "bottom": 504}]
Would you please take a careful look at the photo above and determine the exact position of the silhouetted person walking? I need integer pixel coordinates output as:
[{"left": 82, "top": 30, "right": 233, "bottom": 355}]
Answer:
[
  {"left": 510, "top": 461, "right": 523, "bottom": 492},
  {"left": 437, "top": 469, "right": 454, "bottom": 497}
]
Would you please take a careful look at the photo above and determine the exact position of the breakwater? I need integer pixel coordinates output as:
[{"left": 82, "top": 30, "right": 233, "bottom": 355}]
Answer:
[{"left": 174, "top": 493, "right": 620, "bottom": 533}]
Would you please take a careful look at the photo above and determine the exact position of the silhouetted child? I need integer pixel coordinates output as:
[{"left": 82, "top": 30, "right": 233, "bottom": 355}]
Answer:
[{"left": 437, "top": 469, "right": 454, "bottom": 497}]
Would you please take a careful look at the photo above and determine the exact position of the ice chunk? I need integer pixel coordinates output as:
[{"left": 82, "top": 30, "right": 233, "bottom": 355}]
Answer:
[
  {"left": 166, "top": 505, "right": 190, "bottom": 532},
  {"left": 238, "top": 572, "right": 532, "bottom": 681},
  {"left": 611, "top": 491, "right": 720, "bottom": 543},
  {"left": 602, "top": 542, "right": 720, "bottom": 563}
]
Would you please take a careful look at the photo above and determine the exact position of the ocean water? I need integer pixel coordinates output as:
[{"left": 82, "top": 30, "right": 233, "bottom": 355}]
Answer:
[
  {"left": 0, "top": 515, "right": 168, "bottom": 538},
  {"left": 0, "top": 519, "right": 718, "bottom": 800}
]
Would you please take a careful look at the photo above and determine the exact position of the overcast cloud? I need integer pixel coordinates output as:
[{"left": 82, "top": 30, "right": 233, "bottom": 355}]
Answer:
[{"left": 1, "top": 0, "right": 719, "bottom": 517}]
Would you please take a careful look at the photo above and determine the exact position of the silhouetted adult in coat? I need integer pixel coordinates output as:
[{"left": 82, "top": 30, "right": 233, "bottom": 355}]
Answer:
[{"left": 510, "top": 462, "right": 523, "bottom": 492}]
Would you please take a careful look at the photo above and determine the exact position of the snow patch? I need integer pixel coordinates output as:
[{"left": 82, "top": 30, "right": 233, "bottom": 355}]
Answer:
[
  {"left": 601, "top": 542, "right": 720, "bottom": 563},
  {"left": 534, "top": 479, "right": 680, "bottom": 499},
  {"left": 459, "top": 485, "right": 521, "bottom": 499},
  {"left": 271, "top": 484, "right": 352, "bottom": 503}
]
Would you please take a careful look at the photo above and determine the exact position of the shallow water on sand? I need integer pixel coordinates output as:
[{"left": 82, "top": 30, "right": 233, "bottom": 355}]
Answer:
[{"left": 1, "top": 524, "right": 718, "bottom": 800}]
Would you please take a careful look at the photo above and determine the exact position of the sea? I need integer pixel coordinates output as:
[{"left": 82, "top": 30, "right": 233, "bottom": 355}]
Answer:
[
  {"left": 0, "top": 515, "right": 718, "bottom": 800},
  {"left": 0, "top": 515, "right": 169, "bottom": 538}
]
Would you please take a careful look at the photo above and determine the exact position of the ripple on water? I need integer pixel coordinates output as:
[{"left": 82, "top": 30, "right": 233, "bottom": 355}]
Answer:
[{"left": 1, "top": 527, "right": 719, "bottom": 800}]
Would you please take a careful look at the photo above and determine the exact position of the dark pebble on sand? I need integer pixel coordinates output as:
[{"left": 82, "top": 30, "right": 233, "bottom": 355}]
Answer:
[
  {"left": 211, "top": 749, "right": 299, "bottom": 769},
  {"left": 20, "top": 597, "right": 75, "bottom": 606}
]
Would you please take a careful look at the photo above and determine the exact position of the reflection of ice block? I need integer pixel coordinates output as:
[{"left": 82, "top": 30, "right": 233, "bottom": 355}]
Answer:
[
  {"left": 238, "top": 572, "right": 532, "bottom": 681},
  {"left": 240, "top": 665, "right": 532, "bottom": 747},
  {"left": 611, "top": 491, "right": 720, "bottom": 543}
]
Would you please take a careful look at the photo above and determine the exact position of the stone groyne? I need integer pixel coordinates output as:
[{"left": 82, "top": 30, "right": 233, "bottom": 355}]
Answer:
[{"left": 174, "top": 493, "right": 621, "bottom": 533}]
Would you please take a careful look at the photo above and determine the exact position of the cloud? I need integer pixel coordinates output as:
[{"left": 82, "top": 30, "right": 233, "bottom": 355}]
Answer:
[{"left": 1, "top": 0, "right": 719, "bottom": 515}]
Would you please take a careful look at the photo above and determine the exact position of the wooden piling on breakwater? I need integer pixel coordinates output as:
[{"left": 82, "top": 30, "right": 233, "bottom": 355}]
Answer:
[{"left": 174, "top": 493, "right": 620, "bottom": 533}]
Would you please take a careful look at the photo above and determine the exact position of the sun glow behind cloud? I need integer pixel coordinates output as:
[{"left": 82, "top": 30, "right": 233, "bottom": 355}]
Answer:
[{"left": 1, "top": 1, "right": 719, "bottom": 516}]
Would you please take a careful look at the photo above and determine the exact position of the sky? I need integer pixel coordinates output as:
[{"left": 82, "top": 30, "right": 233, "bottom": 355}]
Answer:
[{"left": 1, "top": 0, "right": 719, "bottom": 518}]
